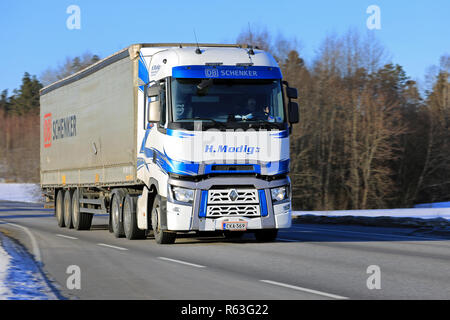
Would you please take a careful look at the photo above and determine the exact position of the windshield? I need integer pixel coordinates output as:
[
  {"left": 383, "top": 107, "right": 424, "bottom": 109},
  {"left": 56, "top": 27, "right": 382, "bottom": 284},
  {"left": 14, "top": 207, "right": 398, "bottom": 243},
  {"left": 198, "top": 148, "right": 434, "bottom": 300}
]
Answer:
[{"left": 170, "top": 78, "right": 285, "bottom": 129}]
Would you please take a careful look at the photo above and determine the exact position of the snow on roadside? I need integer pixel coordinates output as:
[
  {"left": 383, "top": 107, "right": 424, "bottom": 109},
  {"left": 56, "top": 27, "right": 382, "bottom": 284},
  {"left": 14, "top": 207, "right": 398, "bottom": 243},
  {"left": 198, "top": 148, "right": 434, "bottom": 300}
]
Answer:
[
  {"left": 0, "top": 240, "right": 12, "bottom": 298},
  {"left": 0, "top": 232, "right": 59, "bottom": 300},
  {"left": 0, "top": 183, "right": 43, "bottom": 203}
]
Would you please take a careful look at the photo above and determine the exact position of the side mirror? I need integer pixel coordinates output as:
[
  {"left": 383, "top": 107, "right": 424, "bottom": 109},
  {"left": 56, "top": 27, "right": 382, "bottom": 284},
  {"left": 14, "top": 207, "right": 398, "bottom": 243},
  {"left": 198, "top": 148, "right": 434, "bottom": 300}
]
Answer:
[
  {"left": 286, "top": 87, "right": 298, "bottom": 99},
  {"left": 147, "top": 85, "right": 160, "bottom": 97},
  {"left": 148, "top": 96, "right": 161, "bottom": 123},
  {"left": 288, "top": 102, "right": 299, "bottom": 124}
]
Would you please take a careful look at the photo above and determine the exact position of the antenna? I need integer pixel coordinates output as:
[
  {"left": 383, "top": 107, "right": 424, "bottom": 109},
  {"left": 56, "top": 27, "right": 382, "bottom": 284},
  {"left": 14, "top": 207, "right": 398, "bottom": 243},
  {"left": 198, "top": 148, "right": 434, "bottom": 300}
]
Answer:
[
  {"left": 193, "top": 29, "right": 202, "bottom": 54},
  {"left": 248, "top": 45, "right": 255, "bottom": 55},
  {"left": 246, "top": 23, "right": 255, "bottom": 55}
]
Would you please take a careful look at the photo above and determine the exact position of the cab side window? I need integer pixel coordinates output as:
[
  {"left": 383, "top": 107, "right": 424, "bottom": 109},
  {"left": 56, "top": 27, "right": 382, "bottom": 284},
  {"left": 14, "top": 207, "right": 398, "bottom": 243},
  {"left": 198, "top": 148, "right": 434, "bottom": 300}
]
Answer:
[{"left": 159, "top": 83, "right": 166, "bottom": 127}]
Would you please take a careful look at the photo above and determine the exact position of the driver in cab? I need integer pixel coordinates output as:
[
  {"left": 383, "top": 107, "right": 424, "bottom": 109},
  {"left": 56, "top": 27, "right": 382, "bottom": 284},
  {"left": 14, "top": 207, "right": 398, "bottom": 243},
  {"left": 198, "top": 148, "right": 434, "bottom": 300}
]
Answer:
[{"left": 237, "top": 98, "right": 275, "bottom": 121}]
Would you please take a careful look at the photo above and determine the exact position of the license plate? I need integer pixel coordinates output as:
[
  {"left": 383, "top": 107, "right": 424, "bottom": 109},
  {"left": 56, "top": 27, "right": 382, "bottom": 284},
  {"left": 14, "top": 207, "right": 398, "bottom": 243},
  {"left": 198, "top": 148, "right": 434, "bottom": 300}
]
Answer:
[{"left": 222, "top": 221, "right": 247, "bottom": 231}]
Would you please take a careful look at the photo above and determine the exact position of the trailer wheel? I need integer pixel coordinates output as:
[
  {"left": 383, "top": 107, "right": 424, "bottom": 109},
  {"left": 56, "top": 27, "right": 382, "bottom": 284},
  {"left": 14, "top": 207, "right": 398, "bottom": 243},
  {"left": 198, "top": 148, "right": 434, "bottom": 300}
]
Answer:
[
  {"left": 72, "top": 189, "right": 93, "bottom": 230},
  {"left": 111, "top": 191, "right": 125, "bottom": 238},
  {"left": 151, "top": 196, "right": 176, "bottom": 244},
  {"left": 55, "top": 189, "right": 65, "bottom": 227},
  {"left": 123, "top": 194, "right": 146, "bottom": 240},
  {"left": 254, "top": 229, "right": 278, "bottom": 242},
  {"left": 64, "top": 189, "right": 73, "bottom": 229}
]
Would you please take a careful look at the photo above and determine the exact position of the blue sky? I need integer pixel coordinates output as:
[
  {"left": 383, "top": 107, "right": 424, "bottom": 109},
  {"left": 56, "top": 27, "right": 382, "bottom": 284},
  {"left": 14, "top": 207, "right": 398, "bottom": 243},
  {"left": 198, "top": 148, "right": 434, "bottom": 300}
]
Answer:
[{"left": 0, "top": 0, "right": 448, "bottom": 93}]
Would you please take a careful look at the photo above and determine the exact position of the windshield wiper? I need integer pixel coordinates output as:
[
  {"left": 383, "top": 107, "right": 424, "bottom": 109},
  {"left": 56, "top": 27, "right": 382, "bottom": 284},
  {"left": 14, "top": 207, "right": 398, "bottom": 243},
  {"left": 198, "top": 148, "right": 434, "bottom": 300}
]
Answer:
[
  {"left": 250, "top": 120, "right": 280, "bottom": 130},
  {"left": 180, "top": 117, "right": 227, "bottom": 129}
]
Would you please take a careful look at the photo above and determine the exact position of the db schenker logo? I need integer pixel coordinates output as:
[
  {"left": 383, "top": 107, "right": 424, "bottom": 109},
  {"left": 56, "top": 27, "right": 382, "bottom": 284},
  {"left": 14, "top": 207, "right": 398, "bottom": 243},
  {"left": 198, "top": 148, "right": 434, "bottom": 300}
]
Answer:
[
  {"left": 204, "top": 68, "right": 219, "bottom": 77},
  {"left": 43, "top": 113, "right": 52, "bottom": 148}
]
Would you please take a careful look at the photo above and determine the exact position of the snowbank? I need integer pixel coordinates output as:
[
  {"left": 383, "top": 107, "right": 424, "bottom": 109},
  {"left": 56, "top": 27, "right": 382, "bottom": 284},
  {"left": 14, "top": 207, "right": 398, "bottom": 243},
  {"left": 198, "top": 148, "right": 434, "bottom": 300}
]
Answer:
[
  {"left": 0, "top": 232, "right": 60, "bottom": 300},
  {"left": 0, "top": 242, "right": 11, "bottom": 298},
  {"left": 0, "top": 184, "right": 43, "bottom": 203}
]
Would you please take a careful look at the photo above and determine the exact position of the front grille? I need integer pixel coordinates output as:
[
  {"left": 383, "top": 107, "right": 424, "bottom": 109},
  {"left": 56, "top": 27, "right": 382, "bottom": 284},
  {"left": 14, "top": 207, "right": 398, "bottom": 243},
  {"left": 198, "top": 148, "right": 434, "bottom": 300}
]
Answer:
[
  {"left": 208, "top": 188, "right": 258, "bottom": 204},
  {"left": 206, "top": 188, "right": 261, "bottom": 217},
  {"left": 210, "top": 165, "right": 255, "bottom": 172},
  {"left": 207, "top": 205, "right": 260, "bottom": 217}
]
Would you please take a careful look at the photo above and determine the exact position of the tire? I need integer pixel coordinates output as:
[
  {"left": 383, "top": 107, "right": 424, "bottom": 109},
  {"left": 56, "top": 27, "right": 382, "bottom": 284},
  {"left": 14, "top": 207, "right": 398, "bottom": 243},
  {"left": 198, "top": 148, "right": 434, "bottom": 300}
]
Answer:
[
  {"left": 64, "top": 189, "right": 73, "bottom": 229},
  {"left": 123, "top": 194, "right": 146, "bottom": 240},
  {"left": 72, "top": 189, "right": 93, "bottom": 230},
  {"left": 150, "top": 195, "right": 176, "bottom": 244},
  {"left": 111, "top": 191, "right": 125, "bottom": 238},
  {"left": 254, "top": 229, "right": 278, "bottom": 242},
  {"left": 55, "top": 189, "right": 65, "bottom": 227},
  {"left": 108, "top": 213, "right": 114, "bottom": 233}
]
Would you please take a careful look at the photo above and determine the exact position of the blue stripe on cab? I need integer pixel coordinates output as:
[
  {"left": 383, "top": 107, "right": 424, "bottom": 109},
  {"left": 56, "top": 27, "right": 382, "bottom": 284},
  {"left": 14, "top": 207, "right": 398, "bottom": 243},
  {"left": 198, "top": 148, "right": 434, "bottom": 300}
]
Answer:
[
  {"left": 199, "top": 190, "right": 208, "bottom": 217},
  {"left": 259, "top": 189, "right": 268, "bottom": 217}
]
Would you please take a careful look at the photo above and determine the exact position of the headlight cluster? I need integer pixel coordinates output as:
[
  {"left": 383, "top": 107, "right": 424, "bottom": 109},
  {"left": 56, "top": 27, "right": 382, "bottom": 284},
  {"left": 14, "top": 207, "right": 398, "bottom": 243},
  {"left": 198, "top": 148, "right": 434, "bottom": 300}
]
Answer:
[
  {"left": 271, "top": 186, "right": 289, "bottom": 202},
  {"left": 171, "top": 186, "right": 194, "bottom": 203},
  {"left": 171, "top": 185, "right": 289, "bottom": 204}
]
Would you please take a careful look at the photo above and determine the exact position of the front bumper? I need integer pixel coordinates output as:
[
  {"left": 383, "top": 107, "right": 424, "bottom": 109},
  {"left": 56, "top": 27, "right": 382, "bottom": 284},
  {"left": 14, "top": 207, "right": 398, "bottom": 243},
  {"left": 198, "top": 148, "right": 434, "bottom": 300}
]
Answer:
[{"left": 165, "top": 176, "right": 292, "bottom": 231}]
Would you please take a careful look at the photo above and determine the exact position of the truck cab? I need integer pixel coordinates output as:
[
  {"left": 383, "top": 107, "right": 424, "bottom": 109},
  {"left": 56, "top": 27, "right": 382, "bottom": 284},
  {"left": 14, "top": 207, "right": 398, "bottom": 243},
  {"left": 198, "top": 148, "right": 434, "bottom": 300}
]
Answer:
[{"left": 135, "top": 44, "right": 299, "bottom": 243}]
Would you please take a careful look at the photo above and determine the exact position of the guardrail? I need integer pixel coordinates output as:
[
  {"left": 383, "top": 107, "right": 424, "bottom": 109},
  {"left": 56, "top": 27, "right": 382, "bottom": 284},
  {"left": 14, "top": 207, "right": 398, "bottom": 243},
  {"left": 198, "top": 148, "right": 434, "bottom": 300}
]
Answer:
[{"left": 292, "top": 208, "right": 450, "bottom": 220}]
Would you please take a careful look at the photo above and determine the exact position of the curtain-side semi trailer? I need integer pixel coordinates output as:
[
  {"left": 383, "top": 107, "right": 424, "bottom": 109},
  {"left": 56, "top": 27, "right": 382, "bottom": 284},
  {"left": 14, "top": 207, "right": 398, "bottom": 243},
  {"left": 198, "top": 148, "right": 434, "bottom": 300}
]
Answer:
[{"left": 40, "top": 43, "right": 299, "bottom": 244}]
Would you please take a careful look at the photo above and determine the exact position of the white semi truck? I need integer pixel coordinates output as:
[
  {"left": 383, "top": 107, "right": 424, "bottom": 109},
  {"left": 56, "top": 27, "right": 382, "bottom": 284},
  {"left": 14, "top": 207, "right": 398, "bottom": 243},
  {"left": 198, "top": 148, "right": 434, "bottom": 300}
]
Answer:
[{"left": 40, "top": 43, "right": 299, "bottom": 244}]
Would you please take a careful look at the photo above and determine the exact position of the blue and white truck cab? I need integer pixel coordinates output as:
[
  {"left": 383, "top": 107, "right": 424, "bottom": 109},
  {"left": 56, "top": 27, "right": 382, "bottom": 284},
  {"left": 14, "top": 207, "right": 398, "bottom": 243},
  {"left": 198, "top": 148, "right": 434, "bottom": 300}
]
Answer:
[{"left": 135, "top": 44, "right": 299, "bottom": 243}]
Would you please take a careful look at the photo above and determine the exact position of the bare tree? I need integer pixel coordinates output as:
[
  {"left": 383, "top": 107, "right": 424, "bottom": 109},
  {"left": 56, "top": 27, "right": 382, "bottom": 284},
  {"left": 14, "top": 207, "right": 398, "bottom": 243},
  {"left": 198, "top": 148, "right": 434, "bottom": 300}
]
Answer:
[{"left": 40, "top": 52, "right": 100, "bottom": 86}]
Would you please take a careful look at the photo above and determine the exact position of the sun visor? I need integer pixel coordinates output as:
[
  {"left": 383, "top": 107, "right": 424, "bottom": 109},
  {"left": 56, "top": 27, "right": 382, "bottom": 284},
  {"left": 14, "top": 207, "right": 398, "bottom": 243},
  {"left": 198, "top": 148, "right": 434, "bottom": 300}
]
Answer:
[{"left": 172, "top": 65, "right": 282, "bottom": 79}]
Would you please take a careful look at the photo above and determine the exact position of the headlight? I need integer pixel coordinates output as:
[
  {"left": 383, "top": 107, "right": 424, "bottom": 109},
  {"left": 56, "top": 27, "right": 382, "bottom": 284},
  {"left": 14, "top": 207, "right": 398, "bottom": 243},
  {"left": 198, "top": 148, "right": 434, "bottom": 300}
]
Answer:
[
  {"left": 271, "top": 186, "right": 288, "bottom": 202},
  {"left": 172, "top": 186, "right": 194, "bottom": 203}
]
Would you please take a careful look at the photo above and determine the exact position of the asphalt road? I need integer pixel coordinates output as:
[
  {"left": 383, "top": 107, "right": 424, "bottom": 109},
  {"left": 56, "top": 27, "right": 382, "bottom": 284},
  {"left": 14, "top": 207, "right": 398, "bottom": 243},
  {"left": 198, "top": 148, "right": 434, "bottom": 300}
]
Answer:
[{"left": 0, "top": 200, "right": 449, "bottom": 300}]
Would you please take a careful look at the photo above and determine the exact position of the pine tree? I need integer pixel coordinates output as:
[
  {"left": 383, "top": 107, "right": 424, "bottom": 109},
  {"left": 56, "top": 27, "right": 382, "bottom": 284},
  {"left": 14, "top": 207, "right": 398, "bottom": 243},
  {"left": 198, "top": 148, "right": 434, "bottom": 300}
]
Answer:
[{"left": 9, "top": 73, "right": 43, "bottom": 115}]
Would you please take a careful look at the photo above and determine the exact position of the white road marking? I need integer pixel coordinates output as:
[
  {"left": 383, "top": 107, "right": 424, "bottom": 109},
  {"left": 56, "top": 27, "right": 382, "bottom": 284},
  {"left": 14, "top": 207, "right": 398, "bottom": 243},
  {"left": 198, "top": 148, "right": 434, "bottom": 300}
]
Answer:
[
  {"left": 97, "top": 243, "right": 128, "bottom": 251},
  {"left": 291, "top": 225, "right": 442, "bottom": 241},
  {"left": 0, "top": 220, "right": 41, "bottom": 262},
  {"left": 260, "top": 280, "right": 348, "bottom": 300},
  {"left": 56, "top": 234, "right": 78, "bottom": 240},
  {"left": 158, "top": 257, "right": 206, "bottom": 268}
]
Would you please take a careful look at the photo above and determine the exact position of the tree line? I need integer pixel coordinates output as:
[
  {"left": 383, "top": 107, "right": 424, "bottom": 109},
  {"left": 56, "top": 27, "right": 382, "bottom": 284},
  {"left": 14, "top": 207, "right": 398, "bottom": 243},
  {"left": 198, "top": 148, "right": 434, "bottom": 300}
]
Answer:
[
  {"left": 0, "top": 54, "right": 100, "bottom": 182},
  {"left": 237, "top": 27, "right": 449, "bottom": 209},
  {"left": 0, "top": 31, "right": 448, "bottom": 209}
]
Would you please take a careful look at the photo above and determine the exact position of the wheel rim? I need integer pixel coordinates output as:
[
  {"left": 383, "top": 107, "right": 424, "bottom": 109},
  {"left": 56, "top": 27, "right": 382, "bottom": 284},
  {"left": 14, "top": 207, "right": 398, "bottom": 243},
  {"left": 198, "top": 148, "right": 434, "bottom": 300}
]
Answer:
[
  {"left": 56, "top": 192, "right": 63, "bottom": 225},
  {"left": 72, "top": 192, "right": 79, "bottom": 227},
  {"left": 152, "top": 206, "right": 159, "bottom": 234},
  {"left": 64, "top": 193, "right": 71, "bottom": 226},
  {"left": 112, "top": 197, "right": 120, "bottom": 228},
  {"left": 123, "top": 199, "right": 131, "bottom": 235}
]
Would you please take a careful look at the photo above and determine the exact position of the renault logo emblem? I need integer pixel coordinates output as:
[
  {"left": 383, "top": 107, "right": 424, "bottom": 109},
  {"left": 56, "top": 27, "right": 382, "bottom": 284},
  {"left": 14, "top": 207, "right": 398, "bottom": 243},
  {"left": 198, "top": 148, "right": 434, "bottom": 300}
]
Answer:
[{"left": 229, "top": 189, "right": 238, "bottom": 201}]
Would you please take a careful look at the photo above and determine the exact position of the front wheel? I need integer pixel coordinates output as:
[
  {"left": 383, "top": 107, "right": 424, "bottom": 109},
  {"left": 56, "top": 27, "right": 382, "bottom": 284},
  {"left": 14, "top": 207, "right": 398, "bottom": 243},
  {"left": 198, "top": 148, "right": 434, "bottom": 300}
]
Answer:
[
  {"left": 254, "top": 229, "right": 278, "bottom": 242},
  {"left": 151, "top": 196, "right": 176, "bottom": 244}
]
